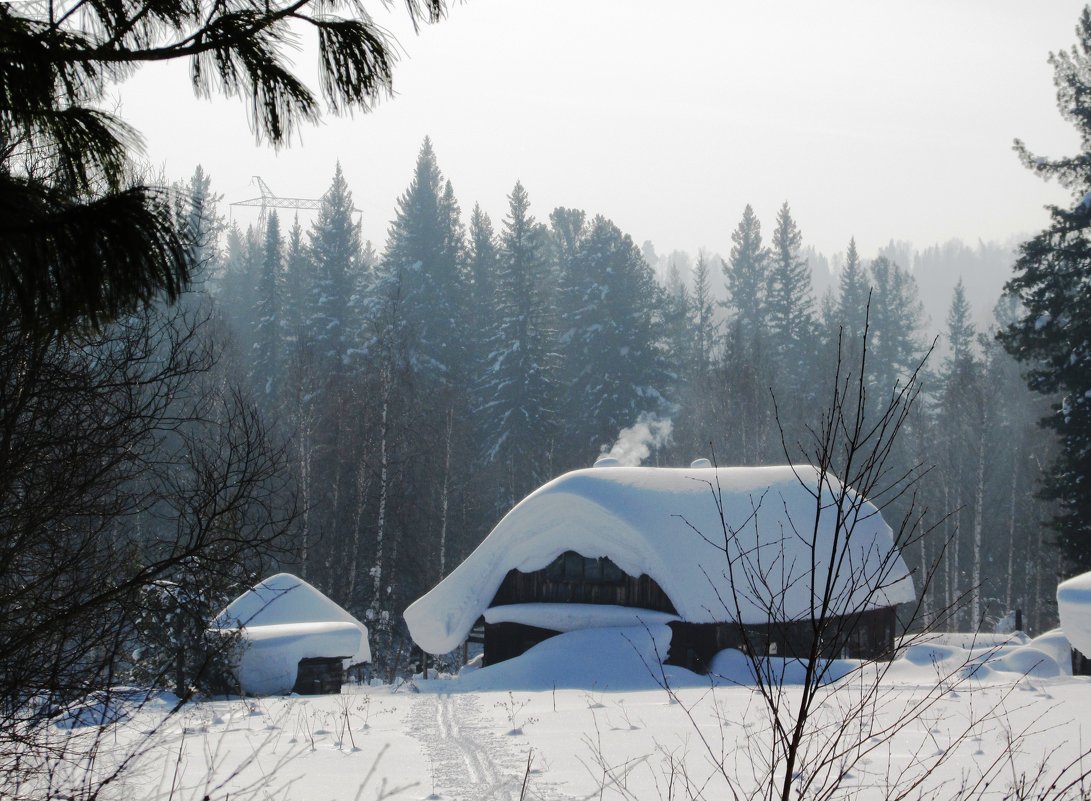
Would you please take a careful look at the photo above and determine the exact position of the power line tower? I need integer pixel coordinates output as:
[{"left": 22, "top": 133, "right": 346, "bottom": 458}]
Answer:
[{"left": 230, "top": 176, "right": 360, "bottom": 227}]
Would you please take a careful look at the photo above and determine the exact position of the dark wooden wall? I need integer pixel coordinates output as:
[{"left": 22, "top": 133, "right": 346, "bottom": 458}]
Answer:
[
  {"left": 482, "top": 551, "right": 899, "bottom": 672},
  {"left": 483, "top": 622, "right": 560, "bottom": 667},
  {"left": 489, "top": 552, "right": 677, "bottom": 613},
  {"left": 292, "top": 657, "right": 345, "bottom": 694},
  {"left": 667, "top": 607, "right": 897, "bottom": 673}
]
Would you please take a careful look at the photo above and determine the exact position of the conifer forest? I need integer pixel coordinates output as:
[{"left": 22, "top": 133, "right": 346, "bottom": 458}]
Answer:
[{"left": 178, "top": 138, "right": 1062, "bottom": 674}]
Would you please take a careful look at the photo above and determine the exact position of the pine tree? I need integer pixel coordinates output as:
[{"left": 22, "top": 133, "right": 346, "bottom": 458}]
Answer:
[
  {"left": 218, "top": 222, "right": 262, "bottom": 360},
  {"left": 764, "top": 202, "right": 818, "bottom": 431},
  {"left": 467, "top": 203, "right": 501, "bottom": 335},
  {"left": 999, "top": 8, "right": 1091, "bottom": 570},
  {"left": 662, "top": 262, "right": 695, "bottom": 381},
  {"left": 766, "top": 201, "right": 816, "bottom": 366},
  {"left": 691, "top": 253, "right": 718, "bottom": 373},
  {"left": 282, "top": 216, "right": 311, "bottom": 347},
  {"left": 181, "top": 166, "right": 223, "bottom": 279},
  {"left": 836, "top": 238, "right": 871, "bottom": 343},
  {"left": 307, "top": 163, "right": 362, "bottom": 367},
  {"left": 868, "top": 256, "right": 924, "bottom": 405},
  {"left": 557, "top": 215, "right": 670, "bottom": 462},
  {"left": 476, "top": 182, "right": 557, "bottom": 506},
  {"left": 253, "top": 211, "right": 283, "bottom": 396},
  {"left": 945, "top": 278, "right": 976, "bottom": 368},
  {"left": 0, "top": 0, "right": 445, "bottom": 330},
  {"left": 376, "top": 138, "right": 467, "bottom": 379},
  {"left": 723, "top": 204, "right": 767, "bottom": 339}
]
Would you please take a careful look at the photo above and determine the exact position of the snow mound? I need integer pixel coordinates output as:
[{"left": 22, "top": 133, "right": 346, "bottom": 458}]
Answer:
[
  {"left": 887, "top": 632, "right": 1071, "bottom": 684},
  {"left": 987, "top": 647, "right": 1061, "bottom": 678},
  {"left": 1024, "top": 628, "right": 1074, "bottom": 668},
  {"left": 213, "top": 574, "right": 370, "bottom": 695},
  {"left": 406, "top": 465, "right": 915, "bottom": 654},
  {"left": 707, "top": 649, "right": 857, "bottom": 685},
  {"left": 436, "top": 624, "right": 698, "bottom": 692},
  {"left": 1057, "top": 571, "right": 1091, "bottom": 657},
  {"left": 907, "top": 631, "right": 1030, "bottom": 651}
]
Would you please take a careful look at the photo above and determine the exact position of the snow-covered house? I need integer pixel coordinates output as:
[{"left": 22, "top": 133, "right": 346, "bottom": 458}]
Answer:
[
  {"left": 405, "top": 463, "right": 915, "bottom": 672},
  {"left": 212, "top": 573, "right": 370, "bottom": 695}
]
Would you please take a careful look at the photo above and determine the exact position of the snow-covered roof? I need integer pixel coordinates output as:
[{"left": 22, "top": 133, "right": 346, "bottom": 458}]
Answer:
[
  {"left": 1057, "top": 570, "right": 1091, "bottom": 657},
  {"left": 405, "top": 465, "right": 916, "bottom": 654},
  {"left": 213, "top": 573, "right": 370, "bottom": 694}
]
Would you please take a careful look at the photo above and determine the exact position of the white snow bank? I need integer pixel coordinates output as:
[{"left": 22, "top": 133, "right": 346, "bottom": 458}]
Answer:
[
  {"left": 900, "top": 631, "right": 1030, "bottom": 651},
  {"left": 484, "top": 603, "right": 678, "bottom": 632},
  {"left": 1057, "top": 571, "right": 1091, "bottom": 657},
  {"left": 406, "top": 465, "right": 915, "bottom": 654},
  {"left": 885, "top": 630, "right": 1072, "bottom": 684},
  {"left": 421, "top": 627, "right": 1074, "bottom": 694},
  {"left": 708, "top": 649, "right": 857, "bottom": 686},
  {"left": 213, "top": 574, "right": 370, "bottom": 695},
  {"left": 434, "top": 624, "right": 697, "bottom": 692}
]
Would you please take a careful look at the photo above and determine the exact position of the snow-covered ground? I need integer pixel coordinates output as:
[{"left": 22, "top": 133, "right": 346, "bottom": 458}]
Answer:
[{"left": 69, "top": 624, "right": 1091, "bottom": 801}]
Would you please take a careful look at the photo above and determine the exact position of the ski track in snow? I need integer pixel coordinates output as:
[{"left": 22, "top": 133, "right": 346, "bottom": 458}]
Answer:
[{"left": 407, "top": 692, "right": 570, "bottom": 801}]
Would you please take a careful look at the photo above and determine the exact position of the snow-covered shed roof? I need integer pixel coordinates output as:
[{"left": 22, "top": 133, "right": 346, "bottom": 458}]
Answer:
[
  {"left": 213, "top": 573, "right": 370, "bottom": 694},
  {"left": 405, "top": 465, "right": 915, "bottom": 654},
  {"left": 1057, "top": 570, "right": 1091, "bottom": 657}
]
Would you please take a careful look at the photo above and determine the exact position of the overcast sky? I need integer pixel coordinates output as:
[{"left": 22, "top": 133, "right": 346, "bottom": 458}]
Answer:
[{"left": 118, "top": 0, "right": 1087, "bottom": 264}]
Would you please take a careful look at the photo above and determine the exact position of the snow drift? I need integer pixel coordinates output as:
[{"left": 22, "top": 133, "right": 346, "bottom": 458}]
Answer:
[{"left": 405, "top": 464, "right": 915, "bottom": 654}]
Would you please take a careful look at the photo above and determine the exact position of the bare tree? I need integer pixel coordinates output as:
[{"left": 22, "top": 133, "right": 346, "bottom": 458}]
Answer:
[
  {"left": 624, "top": 314, "right": 1091, "bottom": 800},
  {"left": 0, "top": 294, "right": 295, "bottom": 800}
]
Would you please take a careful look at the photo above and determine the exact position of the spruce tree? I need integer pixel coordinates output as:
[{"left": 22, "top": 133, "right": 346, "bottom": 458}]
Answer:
[
  {"left": 376, "top": 138, "right": 467, "bottom": 380},
  {"left": 307, "top": 163, "right": 362, "bottom": 367},
  {"left": 766, "top": 201, "right": 816, "bottom": 365},
  {"left": 868, "top": 256, "right": 924, "bottom": 404},
  {"left": 282, "top": 216, "right": 311, "bottom": 347},
  {"left": 723, "top": 204, "right": 767, "bottom": 339},
  {"left": 662, "top": 261, "right": 696, "bottom": 381},
  {"left": 765, "top": 202, "right": 818, "bottom": 430},
  {"left": 837, "top": 237, "right": 871, "bottom": 343},
  {"left": 0, "top": 0, "right": 445, "bottom": 330},
  {"left": 253, "top": 211, "right": 283, "bottom": 396},
  {"left": 999, "top": 6, "right": 1091, "bottom": 569},
  {"left": 691, "top": 253, "right": 718, "bottom": 373},
  {"left": 557, "top": 215, "right": 670, "bottom": 462},
  {"left": 467, "top": 203, "right": 501, "bottom": 335},
  {"left": 476, "top": 182, "right": 557, "bottom": 506},
  {"left": 945, "top": 278, "right": 976, "bottom": 368}
]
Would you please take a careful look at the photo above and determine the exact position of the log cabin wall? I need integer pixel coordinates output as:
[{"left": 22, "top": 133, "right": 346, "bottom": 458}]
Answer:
[
  {"left": 488, "top": 551, "right": 678, "bottom": 613},
  {"left": 667, "top": 607, "right": 898, "bottom": 673},
  {"left": 483, "top": 622, "right": 559, "bottom": 667},
  {"left": 483, "top": 551, "right": 900, "bottom": 670}
]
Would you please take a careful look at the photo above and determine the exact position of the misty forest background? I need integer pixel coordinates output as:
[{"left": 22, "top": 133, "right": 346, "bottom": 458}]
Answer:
[{"left": 170, "top": 137, "right": 1057, "bottom": 674}]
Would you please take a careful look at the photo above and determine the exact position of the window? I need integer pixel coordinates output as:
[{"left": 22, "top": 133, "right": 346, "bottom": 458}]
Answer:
[{"left": 541, "top": 552, "right": 626, "bottom": 584}]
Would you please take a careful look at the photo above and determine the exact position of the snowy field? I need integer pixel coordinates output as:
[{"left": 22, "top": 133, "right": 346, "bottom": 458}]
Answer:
[{"left": 61, "top": 625, "right": 1091, "bottom": 801}]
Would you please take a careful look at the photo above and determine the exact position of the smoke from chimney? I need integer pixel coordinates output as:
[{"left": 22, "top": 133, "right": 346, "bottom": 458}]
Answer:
[{"left": 599, "top": 412, "right": 673, "bottom": 467}]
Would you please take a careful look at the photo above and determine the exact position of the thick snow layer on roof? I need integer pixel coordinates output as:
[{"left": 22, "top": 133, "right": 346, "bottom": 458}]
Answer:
[
  {"left": 229, "top": 622, "right": 363, "bottom": 696},
  {"left": 213, "top": 573, "right": 370, "bottom": 684},
  {"left": 406, "top": 465, "right": 915, "bottom": 654},
  {"left": 1057, "top": 571, "right": 1091, "bottom": 656},
  {"left": 484, "top": 603, "right": 679, "bottom": 631}
]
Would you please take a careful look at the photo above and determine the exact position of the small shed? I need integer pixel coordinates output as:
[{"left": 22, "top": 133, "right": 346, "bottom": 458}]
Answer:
[
  {"left": 1057, "top": 571, "right": 1091, "bottom": 676},
  {"left": 405, "top": 463, "right": 915, "bottom": 673},
  {"left": 212, "top": 573, "right": 370, "bottom": 695}
]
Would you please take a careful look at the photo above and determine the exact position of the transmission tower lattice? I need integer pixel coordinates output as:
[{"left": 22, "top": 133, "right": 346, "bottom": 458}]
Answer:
[{"left": 229, "top": 176, "right": 359, "bottom": 226}]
